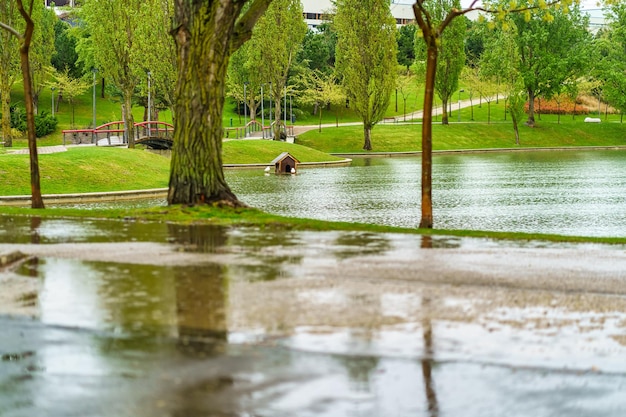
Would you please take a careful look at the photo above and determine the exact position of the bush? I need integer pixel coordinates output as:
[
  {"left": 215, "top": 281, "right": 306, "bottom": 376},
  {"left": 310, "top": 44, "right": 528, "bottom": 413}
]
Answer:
[
  {"left": 34, "top": 111, "right": 58, "bottom": 137},
  {"left": 2, "top": 105, "right": 58, "bottom": 137},
  {"left": 525, "top": 98, "right": 589, "bottom": 115}
]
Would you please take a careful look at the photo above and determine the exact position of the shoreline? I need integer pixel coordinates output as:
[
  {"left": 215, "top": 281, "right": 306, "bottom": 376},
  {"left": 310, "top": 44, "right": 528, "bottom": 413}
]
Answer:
[{"left": 1, "top": 145, "right": 624, "bottom": 206}]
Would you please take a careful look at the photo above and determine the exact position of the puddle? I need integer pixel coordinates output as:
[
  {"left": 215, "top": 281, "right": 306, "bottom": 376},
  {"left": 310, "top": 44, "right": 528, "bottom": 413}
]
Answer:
[{"left": 2, "top": 217, "right": 626, "bottom": 416}]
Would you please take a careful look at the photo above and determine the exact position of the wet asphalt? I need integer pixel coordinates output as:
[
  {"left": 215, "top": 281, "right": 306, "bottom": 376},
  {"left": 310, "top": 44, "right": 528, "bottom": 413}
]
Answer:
[{"left": 1, "top": 216, "right": 625, "bottom": 416}]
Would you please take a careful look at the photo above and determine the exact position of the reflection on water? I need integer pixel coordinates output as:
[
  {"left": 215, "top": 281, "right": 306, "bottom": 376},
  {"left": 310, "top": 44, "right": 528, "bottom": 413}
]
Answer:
[
  {"left": 226, "top": 150, "right": 626, "bottom": 237},
  {"left": 3, "top": 218, "right": 626, "bottom": 416}
]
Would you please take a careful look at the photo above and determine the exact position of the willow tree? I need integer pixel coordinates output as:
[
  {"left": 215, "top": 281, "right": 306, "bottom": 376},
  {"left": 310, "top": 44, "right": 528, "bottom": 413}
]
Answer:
[
  {"left": 0, "top": 0, "right": 44, "bottom": 208},
  {"left": 168, "top": 0, "right": 273, "bottom": 206},
  {"left": 335, "top": 0, "right": 398, "bottom": 151},
  {"left": 413, "top": 0, "right": 575, "bottom": 229}
]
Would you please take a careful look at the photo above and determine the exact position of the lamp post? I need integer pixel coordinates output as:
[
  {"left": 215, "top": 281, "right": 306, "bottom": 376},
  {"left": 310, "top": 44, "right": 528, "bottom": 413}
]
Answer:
[
  {"left": 51, "top": 87, "right": 55, "bottom": 117},
  {"left": 283, "top": 85, "right": 287, "bottom": 133},
  {"left": 261, "top": 84, "right": 265, "bottom": 137},
  {"left": 243, "top": 82, "right": 249, "bottom": 135},
  {"left": 458, "top": 89, "right": 464, "bottom": 122},
  {"left": 269, "top": 82, "right": 273, "bottom": 138},
  {"left": 92, "top": 68, "right": 97, "bottom": 129}
]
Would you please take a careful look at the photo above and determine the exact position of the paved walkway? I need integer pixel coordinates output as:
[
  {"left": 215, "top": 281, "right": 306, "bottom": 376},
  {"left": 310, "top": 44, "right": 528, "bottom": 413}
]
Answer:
[{"left": 6, "top": 145, "right": 68, "bottom": 155}]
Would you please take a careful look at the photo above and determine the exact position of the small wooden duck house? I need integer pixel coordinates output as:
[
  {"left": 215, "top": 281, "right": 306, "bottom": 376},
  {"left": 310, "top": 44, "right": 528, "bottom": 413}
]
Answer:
[{"left": 271, "top": 152, "right": 299, "bottom": 174}]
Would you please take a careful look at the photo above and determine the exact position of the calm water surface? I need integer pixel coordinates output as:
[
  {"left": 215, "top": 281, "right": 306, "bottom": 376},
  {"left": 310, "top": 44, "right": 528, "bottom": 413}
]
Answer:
[{"left": 226, "top": 150, "right": 626, "bottom": 237}]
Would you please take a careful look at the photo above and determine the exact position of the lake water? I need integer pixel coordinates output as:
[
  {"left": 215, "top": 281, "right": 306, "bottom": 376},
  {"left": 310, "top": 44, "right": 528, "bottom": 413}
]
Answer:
[{"left": 226, "top": 150, "right": 626, "bottom": 237}]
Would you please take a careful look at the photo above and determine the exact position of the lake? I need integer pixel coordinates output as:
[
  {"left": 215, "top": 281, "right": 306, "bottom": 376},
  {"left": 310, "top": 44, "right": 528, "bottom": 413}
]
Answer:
[{"left": 226, "top": 149, "right": 626, "bottom": 237}]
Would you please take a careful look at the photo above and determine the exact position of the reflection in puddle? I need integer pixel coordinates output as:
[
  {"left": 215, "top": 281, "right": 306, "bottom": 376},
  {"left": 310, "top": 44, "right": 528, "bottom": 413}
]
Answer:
[{"left": 2, "top": 218, "right": 626, "bottom": 416}]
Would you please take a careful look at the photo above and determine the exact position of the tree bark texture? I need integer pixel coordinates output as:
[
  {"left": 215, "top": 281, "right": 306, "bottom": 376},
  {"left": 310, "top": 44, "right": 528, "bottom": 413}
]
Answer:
[
  {"left": 168, "top": 0, "right": 242, "bottom": 206},
  {"left": 123, "top": 92, "right": 135, "bottom": 148},
  {"left": 363, "top": 124, "right": 372, "bottom": 151}
]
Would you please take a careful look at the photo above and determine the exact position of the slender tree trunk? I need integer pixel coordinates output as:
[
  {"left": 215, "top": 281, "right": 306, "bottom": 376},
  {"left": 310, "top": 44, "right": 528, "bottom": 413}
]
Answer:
[
  {"left": 487, "top": 100, "right": 491, "bottom": 124},
  {"left": 101, "top": 77, "right": 105, "bottom": 98},
  {"left": 441, "top": 97, "right": 449, "bottom": 125},
  {"left": 419, "top": 45, "right": 438, "bottom": 229},
  {"left": 318, "top": 106, "right": 323, "bottom": 133},
  {"left": 1, "top": 83, "right": 12, "bottom": 147},
  {"left": 403, "top": 98, "right": 407, "bottom": 122},
  {"left": 512, "top": 115, "right": 520, "bottom": 146},
  {"left": 168, "top": 0, "right": 243, "bottom": 206},
  {"left": 363, "top": 124, "right": 372, "bottom": 151},
  {"left": 16, "top": 0, "right": 44, "bottom": 208},
  {"left": 526, "top": 88, "right": 536, "bottom": 126}
]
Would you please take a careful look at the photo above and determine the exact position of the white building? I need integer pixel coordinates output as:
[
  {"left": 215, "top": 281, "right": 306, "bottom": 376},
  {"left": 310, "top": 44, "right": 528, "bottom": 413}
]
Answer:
[{"left": 301, "top": 0, "right": 415, "bottom": 28}]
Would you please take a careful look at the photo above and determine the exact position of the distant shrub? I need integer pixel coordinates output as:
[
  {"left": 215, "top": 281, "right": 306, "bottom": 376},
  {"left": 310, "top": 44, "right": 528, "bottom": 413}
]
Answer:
[
  {"left": 4, "top": 106, "right": 58, "bottom": 137},
  {"left": 34, "top": 111, "right": 58, "bottom": 137},
  {"left": 525, "top": 98, "right": 589, "bottom": 115}
]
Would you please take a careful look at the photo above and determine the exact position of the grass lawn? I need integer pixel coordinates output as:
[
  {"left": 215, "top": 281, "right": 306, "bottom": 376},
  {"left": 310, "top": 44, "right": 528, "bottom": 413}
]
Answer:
[
  {"left": 0, "top": 147, "right": 170, "bottom": 195},
  {"left": 297, "top": 107, "right": 626, "bottom": 153},
  {"left": 223, "top": 140, "right": 344, "bottom": 164},
  {"left": 0, "top": 140, "right": 344, "bottom": 196}
]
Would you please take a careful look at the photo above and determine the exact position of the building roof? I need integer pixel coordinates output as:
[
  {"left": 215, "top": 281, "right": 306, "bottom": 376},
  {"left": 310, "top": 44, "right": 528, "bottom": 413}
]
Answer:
[{"left": 271, "top": 152, "right": 300, "bottom": 165}]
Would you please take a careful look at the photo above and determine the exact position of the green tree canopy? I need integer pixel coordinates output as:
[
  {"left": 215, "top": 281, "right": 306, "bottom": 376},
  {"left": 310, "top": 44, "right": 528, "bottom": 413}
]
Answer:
[
  {"left": 335, "top": 0, "right": 398, "bottom": 150},
  {"left": 248, "top": 0, "right": 307, "bottom": 139},
  {"left": 415, "top": 0, "right": 466, "bottom": 125},
  {"left": 506, "top": 1, "right": 591, "bottom": 126}
]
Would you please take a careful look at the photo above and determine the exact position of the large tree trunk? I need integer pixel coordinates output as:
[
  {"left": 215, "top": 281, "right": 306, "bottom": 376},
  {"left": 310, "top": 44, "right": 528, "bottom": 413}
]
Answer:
[
  {"left": 419, "top": 44, "right": 438, "bottom": 229},
  {"left": 168, "top": 1, "right": 242, "bottom": 206},
  {"left": 363, "top": 124, "right": 372, "bottom": 151},
  {"left": 526, "top": 88, "right": 536, "bottom": 126},
  {"left": 16, "top": 0, "right": 44, "bottom": 208}
]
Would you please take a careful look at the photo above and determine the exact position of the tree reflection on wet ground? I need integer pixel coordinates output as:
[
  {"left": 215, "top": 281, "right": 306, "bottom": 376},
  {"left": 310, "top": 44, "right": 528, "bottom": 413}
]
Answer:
[{"left": 1, "top": 215, "right": 626, "bottom": 416}]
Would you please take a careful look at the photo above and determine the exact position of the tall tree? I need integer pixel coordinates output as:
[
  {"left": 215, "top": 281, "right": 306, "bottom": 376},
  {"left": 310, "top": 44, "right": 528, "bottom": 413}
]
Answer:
[
  {"left": 412, "top": 0, "right": 576, "bottom": 228},
  {"left": 52, "top": 19, "right": 81, "bottom": 78},
  {"left": 508, "top": 1, "right": 590, "bottom": 126},
  {"left": 397, "top": 23, "right": 417, "bottom": 70},
  {"left": 167, "top": 0, "right": 273, "bottom": 206},
  {"left": 227, "top": 40, "right": 262, "bottom": 124},
  {"left": 134, "top": 0, "right": 177, "bottom": 119},
  {"left": 416, "top": 0, "right": 466, "bottom": 125},
  {"left": 596, "top": 3, "right": 626, "bottom": 117},
  {"left": 29, "top": 2, "right": 55, "bottom": 115},
  {"left": 0, "top": 0, "right": 21, "bottom": 147},
  {"left": 248, "top": 0, "right": 307, "bottom": 139},
  {"left": 298, "top": 69, "right": 344, "bottom": 132},
  {"left": 335, "top": 0, "right": 398, "bottom": 150},
  {"left": 0, "top": 0, "right": 44, "bottom": 208},
  {"left": 81, "top": 0, "right": 142, "bottom": 144},
  {"left": 298, "top": 28, "right": 334, "bottom": 74}
]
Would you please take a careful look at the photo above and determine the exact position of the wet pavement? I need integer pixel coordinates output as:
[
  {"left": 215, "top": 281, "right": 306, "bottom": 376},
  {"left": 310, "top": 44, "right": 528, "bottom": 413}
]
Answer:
[{"left": 1, "top": 216, "right": 626, "bottom": 416}]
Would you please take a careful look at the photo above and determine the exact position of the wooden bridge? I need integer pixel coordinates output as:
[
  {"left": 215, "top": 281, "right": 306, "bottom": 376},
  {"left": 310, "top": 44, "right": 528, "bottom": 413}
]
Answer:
[
  {"left": 62, "top": 119, "right": 295, "bottom": 148},
  {"left": 62, "top": 121, "right": 174, "bottom": 149}
]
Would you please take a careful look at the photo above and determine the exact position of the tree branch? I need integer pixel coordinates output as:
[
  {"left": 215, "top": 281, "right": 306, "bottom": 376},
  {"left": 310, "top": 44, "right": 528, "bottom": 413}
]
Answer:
[
  {"left": 439, "top": 0, "right": 566, "bottom": 32},
  {"left": 231, "top": 0, "right": 274, "bottom": 52},
  {"left": 0, "top": 22, "right": 22, "bottom": 39}
]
